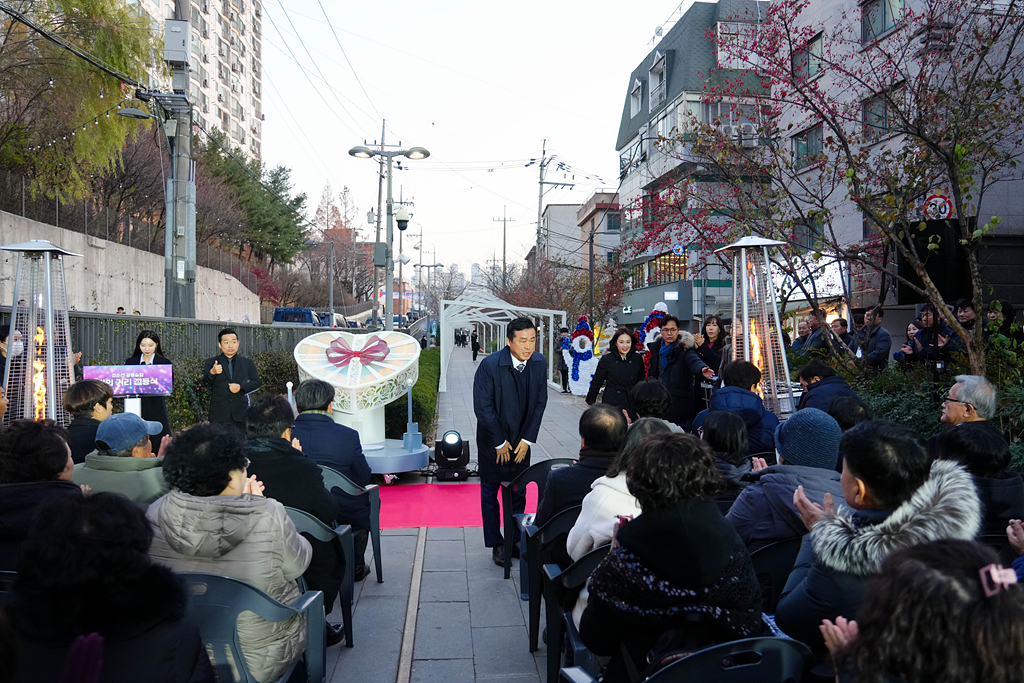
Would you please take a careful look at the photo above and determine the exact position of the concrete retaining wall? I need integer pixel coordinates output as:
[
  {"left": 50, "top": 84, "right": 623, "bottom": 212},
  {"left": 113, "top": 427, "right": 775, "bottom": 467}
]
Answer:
[{"left": 0, "top": 210, "right": 259, "bottom": 322}]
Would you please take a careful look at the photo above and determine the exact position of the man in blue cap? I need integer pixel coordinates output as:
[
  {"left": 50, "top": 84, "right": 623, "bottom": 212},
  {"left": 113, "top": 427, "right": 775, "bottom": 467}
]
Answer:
[{"left": 72, "top": 412, "right": 169, "bottom": 507}]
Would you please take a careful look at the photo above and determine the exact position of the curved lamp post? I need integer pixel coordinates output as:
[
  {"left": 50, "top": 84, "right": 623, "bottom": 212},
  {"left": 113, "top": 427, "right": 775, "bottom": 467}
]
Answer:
[{"left": 349, "top": 145, "right": 430, "bottom": 331}]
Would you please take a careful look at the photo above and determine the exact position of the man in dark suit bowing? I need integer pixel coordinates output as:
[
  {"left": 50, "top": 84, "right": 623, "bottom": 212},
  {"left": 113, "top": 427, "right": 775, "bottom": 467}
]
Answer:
[
  {"left": 473, "top": 317, "right": 549, "bottom": 567},
  {"left": 203, "top": 328, "right": 261, "bottom": 433}
]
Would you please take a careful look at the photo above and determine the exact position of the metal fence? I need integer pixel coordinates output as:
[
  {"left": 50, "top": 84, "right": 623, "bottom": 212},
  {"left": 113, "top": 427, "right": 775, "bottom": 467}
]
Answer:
[
  {"left": 0, "top": 169, "right": 259, "bottom": 294},
  {"left": 1, "top": 307, "right": 321, "bottom": 364}
]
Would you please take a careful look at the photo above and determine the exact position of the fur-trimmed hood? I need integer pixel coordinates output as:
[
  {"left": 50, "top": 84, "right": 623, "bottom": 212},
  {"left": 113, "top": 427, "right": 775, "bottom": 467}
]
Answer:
[{"left": 810, "top": 460, "right": 981, "bottom": 576}]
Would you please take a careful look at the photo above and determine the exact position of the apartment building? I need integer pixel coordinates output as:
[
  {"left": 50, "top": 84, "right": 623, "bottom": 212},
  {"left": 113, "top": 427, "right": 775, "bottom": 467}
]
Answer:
[{"left": 135, "top": 0, "right": 263, "bottom": 159}]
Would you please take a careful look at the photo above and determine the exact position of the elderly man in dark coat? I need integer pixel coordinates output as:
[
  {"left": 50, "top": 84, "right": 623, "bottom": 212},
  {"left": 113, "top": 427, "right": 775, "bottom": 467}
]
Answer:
[{"left": 473, "top": 317, "right": 549, "bottom": 566}]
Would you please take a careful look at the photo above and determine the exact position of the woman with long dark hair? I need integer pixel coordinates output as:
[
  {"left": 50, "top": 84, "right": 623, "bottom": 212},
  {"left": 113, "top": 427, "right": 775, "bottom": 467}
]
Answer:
[
  {"left": 694, "top": 315, "right": 727, "bottom": 371},
  {"left": 124, "top": 330, "right": 172, "bottom": 443},
  {"left": 586, "top": 328, "right": 646, "bottom": 419}
]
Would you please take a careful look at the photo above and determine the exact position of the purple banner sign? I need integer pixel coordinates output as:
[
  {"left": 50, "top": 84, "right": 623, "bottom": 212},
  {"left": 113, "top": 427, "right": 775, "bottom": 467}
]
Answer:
[{"left": 83, "top": 365, "right": 173, "bottom": 397}]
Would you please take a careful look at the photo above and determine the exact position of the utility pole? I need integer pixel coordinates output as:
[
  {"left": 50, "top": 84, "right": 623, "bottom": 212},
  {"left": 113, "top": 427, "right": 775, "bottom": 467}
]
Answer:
[
  {"left": 588, "top": 227, "right": 595, "bottom": 322},
  {"left": 492, "top": 206, "right": 515, "bottom": 291},
  {"left": 533, "top": 140, "right": 574, "bottom": 259},
  {"left": 372, "top": 121, "right": 385, "bottom": 328}
]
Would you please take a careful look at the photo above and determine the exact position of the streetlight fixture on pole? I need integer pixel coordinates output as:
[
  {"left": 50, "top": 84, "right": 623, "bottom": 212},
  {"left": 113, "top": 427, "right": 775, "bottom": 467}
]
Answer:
[
  {"left": 303, "top": 239, "right": 335, "bottom": 323},
  {"left": 349, "top": 144, "right": 429, "bottom": 331}
]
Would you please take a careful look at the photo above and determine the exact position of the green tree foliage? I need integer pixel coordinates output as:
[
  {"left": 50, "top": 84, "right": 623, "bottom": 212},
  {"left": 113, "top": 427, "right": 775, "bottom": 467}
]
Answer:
[
  {"left": 0, "top": 0, "right": 158, "bottom": 195},
  {"left": 194, "top": 129, "right": 308, "bottom": 266}
]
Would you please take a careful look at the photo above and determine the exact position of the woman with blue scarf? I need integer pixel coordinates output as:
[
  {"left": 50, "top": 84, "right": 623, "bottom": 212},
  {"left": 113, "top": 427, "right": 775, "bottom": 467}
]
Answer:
[{"left": 646, "top": 315, "right": 715, "bottom": 429}]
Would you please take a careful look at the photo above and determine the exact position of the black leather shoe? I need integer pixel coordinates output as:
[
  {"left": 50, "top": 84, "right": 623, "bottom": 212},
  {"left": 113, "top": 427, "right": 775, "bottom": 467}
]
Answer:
[
  {"left": 492, "top": 545, "right": 505, "bottom": 566},
  {"left": 354, "top": 563, "right": 371, "bottom": 582},
  {"left": 326, "top": 622, "right": 345, "bottom": 647}
]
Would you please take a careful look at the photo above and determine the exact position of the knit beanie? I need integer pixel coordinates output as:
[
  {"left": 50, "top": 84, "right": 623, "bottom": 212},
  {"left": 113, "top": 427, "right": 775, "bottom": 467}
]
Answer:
[{"left": 775, "top": 408, "right": 842, "bottom": 470}]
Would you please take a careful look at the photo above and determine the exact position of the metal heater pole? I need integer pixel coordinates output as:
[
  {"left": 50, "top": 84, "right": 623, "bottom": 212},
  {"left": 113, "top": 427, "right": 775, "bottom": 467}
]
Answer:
[
  {"left": 740, "top": 248, "right": 750, "bottom": 362},
  {"left": 765, "top": 246, "right": 797, "bottom": 414},
  {"left": 43, "top": 255, "right": 56, "bottom": 420}
]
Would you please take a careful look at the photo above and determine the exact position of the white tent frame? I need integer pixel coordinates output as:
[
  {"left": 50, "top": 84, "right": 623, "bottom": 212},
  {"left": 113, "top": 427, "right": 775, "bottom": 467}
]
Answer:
[{"left": 438, "top": 289, "right": 567, "bottom": 392}]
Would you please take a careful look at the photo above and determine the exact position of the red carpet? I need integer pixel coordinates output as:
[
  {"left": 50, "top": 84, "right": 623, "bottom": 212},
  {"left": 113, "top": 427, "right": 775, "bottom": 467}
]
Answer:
[{"left": 377, "top": 483, "right": 540, "bottom": 529}]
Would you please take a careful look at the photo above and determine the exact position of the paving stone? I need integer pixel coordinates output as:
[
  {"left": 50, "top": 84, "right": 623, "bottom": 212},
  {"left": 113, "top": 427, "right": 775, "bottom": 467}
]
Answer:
[
  {"left": 469, "top": 575, "right": 530, "bottom": 627},
  {"left": 419, "top": 571, "right": 469, "bottom": 603},
  {"left": 330, "top": 594, "right": 407, "bottom": 683},
  {"left": 409, "top": 658, "right": 475, "bottom": 683},
  {"left": 427, "top": 527, "right": 464, "bottom": 541},
  {"left": 423, "top": 540, "right": 467, "bottom": 572},
  {"left": 473, "top": 625, "right": 542, "bottom": 678},
  {"left": 414, "top": 602, "right": 473, "bottom": 660}
]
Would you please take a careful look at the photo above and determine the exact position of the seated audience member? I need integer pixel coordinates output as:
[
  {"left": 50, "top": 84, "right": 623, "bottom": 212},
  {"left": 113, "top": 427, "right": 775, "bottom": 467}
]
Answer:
[
  {"left": 148, "top": 424, "right": 313, "bottom": 681},
  {"left": 824, "top": 540, "right": 1024, "bottom": 683},
  {"left": 775, "top": 421, "right": 980, "bottom": 653},
  {"left": 244, "top": 394, "right": 345, "bottom": 646},
  {"left": 626, "top": 378, "right": 673, "bottom": 422},
  {"left": 5, "top": 493, "right": 213, "bottom": 683},
  {"left": 62, "top": 379, "right": 114, "bottom": 464},
  {"left": 940, "top": 374, "right": 996, "bottom": 426},
  {"left": 0, "top": 420, "right": 82, "bottom": 571},
  {"left": 579, "top": 434, "right": 763, "bottom": 683},
  {"left": 72, "top": 412, "right": 168, "bottom": 508},
  {"left": 830, "top": 318, "right": 859, "bottom": 354},
  {"left": 536, "top": 404, "right": 628, "bottom": 527},
  {"left": 795, "top": 359, "right": 859, "bottom": 412},
  {"left": 933, "top": 421, "right": 1023, "bottom": 534},
  {"left": 692, "top": 360, "right": 779, "bottom": 456},
  {"left": 290, "top": 379, "right": 372, "bottom": 581},
  {"left": 726, "top": 408, "right": 844, "bottom": 551},
  {"left": 566, "top": 418, "right": 674, "bottom": 628},
  {"left": 828, "top": 396, "right": 873, "bottom": 433},
  {"left": 700, "top": 410, "right": 752, "bottom": 503}
]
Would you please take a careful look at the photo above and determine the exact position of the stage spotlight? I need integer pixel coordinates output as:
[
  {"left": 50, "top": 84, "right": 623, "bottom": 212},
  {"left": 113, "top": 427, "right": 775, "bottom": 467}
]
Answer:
[{"left": 435, "top": 430, "right": 470, "bottom": 481}]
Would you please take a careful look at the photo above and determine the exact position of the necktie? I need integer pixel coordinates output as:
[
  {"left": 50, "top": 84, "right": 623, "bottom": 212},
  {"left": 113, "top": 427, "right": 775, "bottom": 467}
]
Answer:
[
  {"left": 227, "top": 358, "right": 234, "bottom": 379},
  {"left": 516, "top": 363, "right": 525, "bottom": 373}
]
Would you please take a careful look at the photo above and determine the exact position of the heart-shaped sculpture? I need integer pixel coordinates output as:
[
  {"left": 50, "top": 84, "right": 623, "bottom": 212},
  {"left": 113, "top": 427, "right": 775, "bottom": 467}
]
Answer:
[{"left": 294, "top": 331, "right": 420, "bottom": 414}]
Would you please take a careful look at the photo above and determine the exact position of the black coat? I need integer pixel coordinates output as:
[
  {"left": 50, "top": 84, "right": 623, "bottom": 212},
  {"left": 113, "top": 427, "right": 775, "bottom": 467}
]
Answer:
[
  {"left": 124, "top": 353, "right": 173, "bottom": 439},
  {"left": 66, "top": 417, "right": 102, "bottom": 464},
  {"left": 472, "top": 347, "right": 548, "bottom": 483},
  {"left": 974, "top": 471, "right": 1024, "bottom": 534},
  {"left": 290, "top": 412, "right": 372, "bottom": 529},
  {"left": 647, "top": 339, "right": 708, "bottom": 426},
  {"left": 202, "top": 353, "right": 261, "bottom": 422},
  {"left": 795, "top": 375, "right": 859, "bottom": 412},
  {"left": 245, "top": 437, "right": 342, "bottom": 612},
  {"left": 0, "top": 481, "right": 82, "bottom": 571},
  {"left": 695, "top": 338, "right": 725, "bottom": 372},
  {"left": 535, "top": 451, "right": 616, "bottom": 526},
  {"left": 6, "top": 564, "right": 213, "bottom": 683},
  {"left": 585, "top": 352, "right": 646, "bottom": 411}
]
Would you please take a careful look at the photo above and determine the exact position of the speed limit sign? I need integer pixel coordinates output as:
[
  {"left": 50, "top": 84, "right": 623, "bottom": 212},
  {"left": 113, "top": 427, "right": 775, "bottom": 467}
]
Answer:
[{"left": 924, "top": 194, "right": 953, "bottom": 220}]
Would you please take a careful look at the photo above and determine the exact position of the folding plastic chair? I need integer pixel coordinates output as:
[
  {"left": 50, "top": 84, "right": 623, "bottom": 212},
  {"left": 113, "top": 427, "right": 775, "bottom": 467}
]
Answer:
[
  {"left": 286, "top": 506, "right": 355, "bottom": 648},
  {"left": 560, "top": 637, "right": 813, "bottom": 683},
  {"left": 749, "top": 536, "right": 802, "bottom": 615},
  {"left": 520, "top": 504, "right": 582, "bottom": 652},
  {"left": 319, "top": 464, "right": 383, "bottom": 583},
  {"left": 501, "top": 458, "right": 575, "bottom": 579},
  {"left": 181, "top": 572, "right": 326, "bottom": 683},
  {"left": 0, "top": 570, "right": 16, "bottom": 595},
  {"left": 542, "top": 543, "right": 610, "bottom": 683}
]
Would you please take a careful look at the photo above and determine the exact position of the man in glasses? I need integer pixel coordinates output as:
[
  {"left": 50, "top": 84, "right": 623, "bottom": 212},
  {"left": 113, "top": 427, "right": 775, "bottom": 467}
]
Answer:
[{"left": 940, "top": 375, "right": 997, "bottom": 426}]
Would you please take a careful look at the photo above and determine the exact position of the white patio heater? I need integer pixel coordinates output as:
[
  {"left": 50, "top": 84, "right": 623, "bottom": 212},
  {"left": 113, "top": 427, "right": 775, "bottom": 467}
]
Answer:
[
  {"left": 1, "top": 239, "right": 80, "bottom": 427},
  {"left": 715, "top": 236, "right": 797, "bottom": 418}
]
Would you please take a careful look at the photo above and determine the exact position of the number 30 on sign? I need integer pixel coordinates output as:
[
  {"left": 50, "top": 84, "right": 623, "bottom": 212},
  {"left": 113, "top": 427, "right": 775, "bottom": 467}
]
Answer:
[{"left": 924, "top": 194, "right": 954, "bottom": 220}]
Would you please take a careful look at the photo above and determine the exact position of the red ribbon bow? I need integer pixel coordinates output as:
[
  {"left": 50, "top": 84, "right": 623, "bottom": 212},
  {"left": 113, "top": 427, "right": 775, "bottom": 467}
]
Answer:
[{"left": 326, "top": 336, "right": 391, "bottom": 368}]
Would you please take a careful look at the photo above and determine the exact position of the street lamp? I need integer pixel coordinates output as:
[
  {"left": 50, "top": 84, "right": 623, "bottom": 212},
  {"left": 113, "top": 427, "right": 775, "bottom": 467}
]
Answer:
[
  {"left": 349, "top": 144, "right": 430, "bottom": 331},
  {"left": 415, "top": 262, "right": 444, "bottom": 349},
  {"left": 303, "top": 239, "right": 335, "bottom": 324}
]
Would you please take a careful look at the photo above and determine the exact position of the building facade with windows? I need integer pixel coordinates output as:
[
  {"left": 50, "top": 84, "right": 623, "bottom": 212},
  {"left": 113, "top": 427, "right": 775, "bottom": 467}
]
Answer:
[
  {"left": 614, "top": 0, "right": 768, "bottom": 327},
  {"left": 133, "top": 0, "right": 264, "bottom": 159},
  {"left": 541, "top": 204, "right": 584, "bottom": 267},
  {"left": 576, "top": 190, "right": 622, "bottom": 273}
]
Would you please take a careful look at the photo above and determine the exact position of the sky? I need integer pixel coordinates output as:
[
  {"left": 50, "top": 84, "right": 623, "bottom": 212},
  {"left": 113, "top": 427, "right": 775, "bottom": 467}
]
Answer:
[{"left": 259, "top": 0, "right": 685, "bottom": 282}]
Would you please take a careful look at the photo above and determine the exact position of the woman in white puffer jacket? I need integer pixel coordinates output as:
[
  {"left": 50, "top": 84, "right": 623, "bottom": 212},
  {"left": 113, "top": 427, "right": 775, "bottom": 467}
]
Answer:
[
  {"left": 148, "top": 423, "right": 312, "bottom": 683},
  {"left": 566, "top": 418, "right": 675, "bottom": 627}
]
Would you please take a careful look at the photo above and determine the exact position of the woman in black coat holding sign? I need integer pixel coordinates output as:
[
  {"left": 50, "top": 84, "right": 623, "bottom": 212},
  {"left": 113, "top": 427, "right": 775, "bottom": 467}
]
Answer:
[
  {"left": 586, "top": 329, "right": 646, "bottom": 419},
  {"left": 124, "top": 330, "right": 173, "bottom": 444}
]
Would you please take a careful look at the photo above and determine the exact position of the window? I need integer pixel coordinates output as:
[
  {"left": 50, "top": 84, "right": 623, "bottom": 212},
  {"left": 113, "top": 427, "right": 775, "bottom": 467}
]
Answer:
[
  {"left": 792, "top": 33, "right": 822, "bottom": 80},
  {"left": 628, "top": 264, "right": 646, "bottom": 290},
  {"left": 630, "top": 79, "right": 643, "bottom": 118},
  {"left": 606, "top": 212, "right": 622, "bottom": 233},
  {"left": 649, "top": 52, "right": 666, "bottom": 112},
  {"left": 648, "top": 252, "right": 687, "bottom": 286},
  {"left": 794, "top": 125, "right": 823, "bottom": 166},
  {"left": 862, "top": 0, "right": 903, "bottom": 42},
  {"left": 863, "top": 92, "right": 900, "bottom": 141},
  {"left": 718, "top": 22, "right": 759, "bottom": 69},
  {"left": 607, "top": 251, "right": 616, "bottom": 265},
  {"left": 793, "top": 220, "right": 824, "bottom": 250}
]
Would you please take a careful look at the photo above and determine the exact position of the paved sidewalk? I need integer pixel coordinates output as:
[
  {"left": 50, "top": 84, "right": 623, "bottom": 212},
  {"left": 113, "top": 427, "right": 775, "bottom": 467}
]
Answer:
[{"left": 329, "top": 346, "right": 588, "bottom": 683}]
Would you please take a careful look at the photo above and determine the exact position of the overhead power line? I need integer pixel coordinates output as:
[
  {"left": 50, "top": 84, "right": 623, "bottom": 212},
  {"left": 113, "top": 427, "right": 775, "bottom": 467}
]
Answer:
[{"left": 317, "top": 0, "right": 382, "bottom": 120}]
